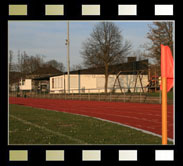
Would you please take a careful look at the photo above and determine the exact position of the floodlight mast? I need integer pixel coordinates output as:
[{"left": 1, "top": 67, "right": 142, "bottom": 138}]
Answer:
[{"left": 66, "top": 21, "right": 70, "bottom": 94}]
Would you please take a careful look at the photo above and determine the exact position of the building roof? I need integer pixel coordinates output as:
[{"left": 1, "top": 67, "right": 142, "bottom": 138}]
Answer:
[{"left": 66, "top": 60, "right": 149, "bottom": 75}]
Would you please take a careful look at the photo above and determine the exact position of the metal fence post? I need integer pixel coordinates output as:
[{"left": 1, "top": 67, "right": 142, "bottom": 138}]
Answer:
[
  {"left": 122, "top": 91, "right": 124, "bottom": 102},
  {"left": 80, "top": 90, "right": 81, "bottom": 100},
  {"left": 89, "top": 90, "right": 90, "bottom": 101},
  {"left": 140, "top": 89, "right": 141, "bottom": 103},
  {"left": 99, "top": 89, "right": 100, "bottom": 101},
  {"left": 88, "top": 89, "right": 90, "bottom": 100}
]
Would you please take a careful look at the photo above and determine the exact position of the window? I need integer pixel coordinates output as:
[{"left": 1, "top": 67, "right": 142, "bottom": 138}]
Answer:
[
  {"left": 52, "top": 78, "right": 54, "bottom": 88},
  {"left": 70, "top": 76, "right": 78, "bottom": 88},
  {"left": 58, "top": 77, "right": 63, "bottom": 88},
  {"left": 96, "top": 77, "right": 105, "bottom": 88},
  {"left": 55, "top": 78, "right": 58, "bottom": 88}
]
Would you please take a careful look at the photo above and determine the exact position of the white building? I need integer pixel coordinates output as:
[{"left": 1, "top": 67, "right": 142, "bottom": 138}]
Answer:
[
  {"left": 19, "top": 79, "right": 32, "bottom": 91},
  {"left": 50, "top": 59, "right": 149, "bottom": 94},
  {"left": 17, "top": 66, "right": 62, "bottom": 92},
  {"left": 50, "top": 74, "right": 149, "bottom": 94}
]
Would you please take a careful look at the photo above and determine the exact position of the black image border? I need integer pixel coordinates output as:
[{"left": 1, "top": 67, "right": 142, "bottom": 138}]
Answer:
[{"left": 0, "top": 0, "right": 181, "bottom": 166}]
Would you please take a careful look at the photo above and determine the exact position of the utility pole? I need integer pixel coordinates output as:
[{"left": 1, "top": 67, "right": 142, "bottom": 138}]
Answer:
[{"left": 66, "top": 21, "right": 70, "bottom": 94}]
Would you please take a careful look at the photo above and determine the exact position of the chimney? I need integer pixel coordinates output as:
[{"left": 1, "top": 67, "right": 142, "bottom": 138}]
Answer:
[{"left": 128, "top": 57, "right": 136, "bottom": 62}]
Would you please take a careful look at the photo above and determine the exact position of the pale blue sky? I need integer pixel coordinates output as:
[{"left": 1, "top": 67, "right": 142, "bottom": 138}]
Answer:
[{"left": 8, "top": 21, "right": 153, "bottom": 67}]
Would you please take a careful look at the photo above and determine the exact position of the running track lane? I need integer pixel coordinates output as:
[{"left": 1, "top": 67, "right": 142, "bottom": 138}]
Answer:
[{"left": 9, "top": 97, "right": 174, "bottom": 139}]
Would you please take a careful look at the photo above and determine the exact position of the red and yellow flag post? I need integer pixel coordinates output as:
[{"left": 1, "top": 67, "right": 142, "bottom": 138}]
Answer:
[
  {"left": 160, "top": 44, "right": 174, "bottom": 145},
  {"left": 161, "top": 77, "right": 167, "bottom": 144}
]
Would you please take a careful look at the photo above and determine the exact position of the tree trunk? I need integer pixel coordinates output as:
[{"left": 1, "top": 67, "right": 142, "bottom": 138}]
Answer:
[{"left": 104, "top": 64, "right": 109, "bottom": 94}]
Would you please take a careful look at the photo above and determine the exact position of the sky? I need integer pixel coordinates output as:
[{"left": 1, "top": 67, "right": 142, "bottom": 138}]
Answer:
[{"left": 8, "top": 21, "right": 154, "bottom": 67}]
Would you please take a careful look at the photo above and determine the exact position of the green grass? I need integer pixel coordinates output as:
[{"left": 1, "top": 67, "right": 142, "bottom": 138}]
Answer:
[
  {"left": 9, "top": 104, "right": 173, "bottom": 145},
  {"left": 145, "top": 91, "right": 173, "bottom": 99}
]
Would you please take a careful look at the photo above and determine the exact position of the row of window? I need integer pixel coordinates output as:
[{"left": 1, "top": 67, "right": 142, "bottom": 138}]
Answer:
[
  {"left": 52, "top": 78, "right": 63, "bottom": 89},
  {"left": 51, "top": 76, "right": 148, "bottom": 89}
]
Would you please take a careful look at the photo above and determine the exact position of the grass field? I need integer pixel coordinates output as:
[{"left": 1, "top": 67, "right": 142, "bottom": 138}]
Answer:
[
  {"left": 9, "top": 104, "right": 173, "bottom": 145},
  {"left": 145, "top": 91, "right": 173, "bottom": 99}
]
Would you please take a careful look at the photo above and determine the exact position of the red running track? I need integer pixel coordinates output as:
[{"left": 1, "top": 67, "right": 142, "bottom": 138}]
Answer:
[{"left": 9, "top": 97, "right": 174, "bottom": 139}]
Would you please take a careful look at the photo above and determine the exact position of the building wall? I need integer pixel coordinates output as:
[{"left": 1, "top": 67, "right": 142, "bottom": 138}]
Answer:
[
  {"left": 117, "top": 75, "right": 148, "bottom": 92},
  {"left": 19, "top": 79, "right": 32, "bottom": 90},
  {"left": 50, "top": 74, "right": 149, "bottom": 93}
]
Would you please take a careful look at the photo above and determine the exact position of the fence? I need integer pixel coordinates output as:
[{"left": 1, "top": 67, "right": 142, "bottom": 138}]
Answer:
[{"left": 9, "top": 87, "right": 173, "bottom": 104}]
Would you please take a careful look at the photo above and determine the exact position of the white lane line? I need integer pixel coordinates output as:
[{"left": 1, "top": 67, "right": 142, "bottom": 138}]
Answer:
[
  {"left": 10, "top": 105, "right": 173, "bottom": 142},
  {"left": 10, "top": 115, "right": 87, "bottom": 144},
  {"left": 94, "top": 117, "right": 173, "bottom": 142},
  {"left": 35, "top": 107, "right": 173, "bottom": 142}
]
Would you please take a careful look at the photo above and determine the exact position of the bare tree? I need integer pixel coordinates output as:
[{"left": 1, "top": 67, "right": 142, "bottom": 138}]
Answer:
[
  {"left": 9, "top": 50, "right": 13, "bottom": 71},
  {"left": 46, "top": 59, "right": 65, "bottom": 72},
  {"left": 71, "top": 64, "right": 83, "bottom": 71},
  {"left": 16, "top": 51, "right": 44, "bottom": 74},
  {"left": 144, "top": 22, "right": 174, "bottom": 65},
  {"left": 81, "top": 22, "right": 132, "bottom": 93},
  {"left": 28, "top": 55, "right": 44, "bottom": 72},
  {"left": 16, "top": 50, "right": 25, "bottom": 73}
]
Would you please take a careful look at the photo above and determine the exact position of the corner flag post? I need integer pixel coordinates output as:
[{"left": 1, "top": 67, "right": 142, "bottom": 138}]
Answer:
[
  {"left": 161, "top": 44, "right": 174, "bottom": 145},
  {"left": 161, "top": 45, "right": 167, "bottom": 145},
  {"left": 161, "top": 78, "right": 168, "bottom": 144}
]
